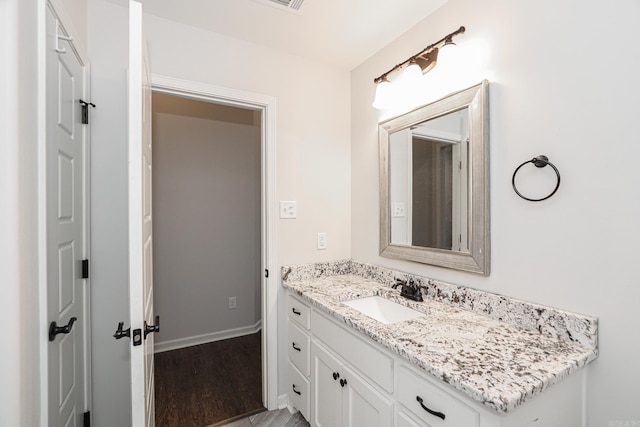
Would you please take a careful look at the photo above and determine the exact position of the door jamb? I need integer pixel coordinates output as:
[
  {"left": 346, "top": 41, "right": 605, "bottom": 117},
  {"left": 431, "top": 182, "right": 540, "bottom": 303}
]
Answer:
[{"left": 150, "top": 74, "right": 278, "bottom": 410}]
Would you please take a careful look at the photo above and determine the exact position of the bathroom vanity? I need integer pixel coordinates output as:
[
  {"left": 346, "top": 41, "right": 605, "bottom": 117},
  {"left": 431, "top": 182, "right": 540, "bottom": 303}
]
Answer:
[{"left": 282, "top": 260, "right": 598, "bottom": 427}]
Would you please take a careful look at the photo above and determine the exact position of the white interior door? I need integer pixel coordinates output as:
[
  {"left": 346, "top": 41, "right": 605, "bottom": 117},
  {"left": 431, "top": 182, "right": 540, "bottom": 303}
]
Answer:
[
  {"left": 128, "top": 1, "right": 156, "bottom": 426},
  {"left": 46, "top": 6, "right": 90, "bottom": 426}
]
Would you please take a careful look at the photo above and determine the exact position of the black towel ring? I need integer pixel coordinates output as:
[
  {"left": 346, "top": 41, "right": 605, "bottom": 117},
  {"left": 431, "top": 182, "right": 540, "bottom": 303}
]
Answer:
[{"left": 512, "top": 155, "right": 561, "bottom": 202}]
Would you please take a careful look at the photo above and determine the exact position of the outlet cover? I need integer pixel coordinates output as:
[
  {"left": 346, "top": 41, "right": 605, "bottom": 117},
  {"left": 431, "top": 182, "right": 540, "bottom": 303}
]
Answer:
[
  {"left": 317, "top": 232, "right": 327, "bottom": 250},
  {"left": 392, "top": 202, "right": 406, "bottom": 218},
  {"left": 228, "top": 297, "right": 237, "bottom": 309}
]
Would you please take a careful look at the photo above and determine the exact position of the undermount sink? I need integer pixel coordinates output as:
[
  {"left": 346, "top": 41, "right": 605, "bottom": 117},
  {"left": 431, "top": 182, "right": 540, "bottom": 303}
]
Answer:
[{"left": 341, "top": 296, "right": 425, "bottom": 324}]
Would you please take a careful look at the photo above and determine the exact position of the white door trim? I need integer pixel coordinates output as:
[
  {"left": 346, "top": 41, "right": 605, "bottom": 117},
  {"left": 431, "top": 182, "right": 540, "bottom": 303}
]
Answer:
[{"left": 150, "top": 74, "right": 279, "bottom": 410}]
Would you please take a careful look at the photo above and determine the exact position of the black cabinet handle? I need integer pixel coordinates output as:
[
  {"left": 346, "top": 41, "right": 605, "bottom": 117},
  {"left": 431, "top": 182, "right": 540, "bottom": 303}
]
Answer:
[
  {"left": 49, "top": 317, "right": 77, "bottom": 341},
  {"left": 340, "top": 378, "right": 348, "bottom": 387},
  {"left": 292, "top": 342, "right": 301, "bottom": 352},
  {"left": 416, "top": 396, "right": 445, "bottom": 420},
  {"left": 292, "top": 384, "right": 301, "bottom": 395},
  {"left": 292, "top": 308, "right": 301, "bottom": 315},
  {"left": 332, "top": 372, "right": 340, "bottom": 381}
]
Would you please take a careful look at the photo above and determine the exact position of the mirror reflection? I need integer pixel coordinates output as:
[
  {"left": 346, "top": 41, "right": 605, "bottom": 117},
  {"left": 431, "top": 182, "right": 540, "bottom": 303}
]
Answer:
[
  {"left": 379, "top": 80, "right": 489, "bottom": 275},
  {"left": 389, "top": 108, "right": 469, "bottom": 251}
]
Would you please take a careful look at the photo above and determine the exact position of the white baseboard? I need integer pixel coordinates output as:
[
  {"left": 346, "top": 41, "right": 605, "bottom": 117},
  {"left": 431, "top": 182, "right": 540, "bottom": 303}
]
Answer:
[
  {"left": 278, "top": 394, "right": 289, "bottom": 410},
  {"left": 154, "top": 320, "right": 262, "bottom": 353}
]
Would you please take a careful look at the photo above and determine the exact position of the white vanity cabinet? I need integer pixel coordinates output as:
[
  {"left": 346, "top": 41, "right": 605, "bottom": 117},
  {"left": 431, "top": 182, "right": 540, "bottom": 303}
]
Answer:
[
  {"left": 311, "top": 340, "right": 393, "bottom": 427},
  {"left": 285, "top": 292, "right": 585, "bottom": 427},
  {"left": 286, "top": 295, "right": 311, "bottom": 420}
]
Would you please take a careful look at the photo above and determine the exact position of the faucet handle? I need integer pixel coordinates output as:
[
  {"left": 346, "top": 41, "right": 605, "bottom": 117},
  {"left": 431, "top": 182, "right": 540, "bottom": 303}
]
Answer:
[{"left": 392, "top": 278, "right": 406, "bottom": 289}]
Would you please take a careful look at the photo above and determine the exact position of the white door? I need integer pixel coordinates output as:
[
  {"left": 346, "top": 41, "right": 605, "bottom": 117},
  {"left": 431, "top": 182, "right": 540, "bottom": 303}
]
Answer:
[
  {"left": 46, "top": 7, "right": 90, "bottom": 426},
  {"left": 128, "top": 1, "right": 156, "bottom": 426}
]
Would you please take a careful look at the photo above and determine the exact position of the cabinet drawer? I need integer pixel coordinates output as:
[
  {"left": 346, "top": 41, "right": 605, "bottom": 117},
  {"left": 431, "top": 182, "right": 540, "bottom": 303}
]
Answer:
[
  {"left": 397, "top": 365, "right": 479, "bottom": 426},
  {"left": 311, "top": 310, "right": 394, "bottom": 393},
  {"left": 288, "top": 320, "right": 310, "bottom": 376},
  {"left": 288, "top": 361, "right": 310, "bottom": 421},
  {"left": 288, "top": 295, "right": 310, "bottom": 329}
]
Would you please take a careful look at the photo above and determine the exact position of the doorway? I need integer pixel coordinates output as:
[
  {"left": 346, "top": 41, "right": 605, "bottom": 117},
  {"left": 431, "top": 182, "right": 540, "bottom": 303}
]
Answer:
[{"left": 150, "top": 90, "right": 268, "bottom": 426}]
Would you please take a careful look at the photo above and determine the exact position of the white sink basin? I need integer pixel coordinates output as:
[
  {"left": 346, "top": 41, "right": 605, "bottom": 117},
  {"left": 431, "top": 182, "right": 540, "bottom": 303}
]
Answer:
[{"left": 342, "top": 296, "right": 425, "bottom": 324}]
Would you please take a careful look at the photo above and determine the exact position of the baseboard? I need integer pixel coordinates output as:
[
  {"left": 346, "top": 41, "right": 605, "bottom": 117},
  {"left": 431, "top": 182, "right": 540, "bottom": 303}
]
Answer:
[
  {"left": 154, "top": 320, "right": 262, "bottom": 353},
  {"left": 278, "top": 394, "right": 289, "bottom": 410}
]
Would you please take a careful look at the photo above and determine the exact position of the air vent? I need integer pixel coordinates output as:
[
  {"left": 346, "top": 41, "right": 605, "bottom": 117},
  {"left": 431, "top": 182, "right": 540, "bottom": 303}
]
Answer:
[{"left": 252, "top": 0, "right": 306, "bottom": 13}]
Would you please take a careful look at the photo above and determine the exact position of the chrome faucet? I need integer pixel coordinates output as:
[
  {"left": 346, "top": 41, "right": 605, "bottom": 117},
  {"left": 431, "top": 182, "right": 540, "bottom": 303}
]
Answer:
[{"left": 392, "top": 278, "right": 424, "bottom": 302}]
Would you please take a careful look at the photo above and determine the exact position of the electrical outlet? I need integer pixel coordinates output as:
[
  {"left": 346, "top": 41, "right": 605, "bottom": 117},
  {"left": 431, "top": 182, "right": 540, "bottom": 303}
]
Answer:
[
  {"left": 392, "top": 202, "right": 406, "bottom": 218},
  {"left": 228, "top": 297, "right": 237, "bottom": 309},
  {"left": 317, "top": 232, "right": 327, "bottom": 250}
]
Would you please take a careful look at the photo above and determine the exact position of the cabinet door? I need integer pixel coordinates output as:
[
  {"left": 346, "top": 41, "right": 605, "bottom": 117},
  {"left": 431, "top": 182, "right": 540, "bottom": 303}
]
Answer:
[
  {"left": 342, "top": 365, "right": 393, "bottom": 427},
  {"left": 311, "top": 342, "right": 342, "bottom": 427}
]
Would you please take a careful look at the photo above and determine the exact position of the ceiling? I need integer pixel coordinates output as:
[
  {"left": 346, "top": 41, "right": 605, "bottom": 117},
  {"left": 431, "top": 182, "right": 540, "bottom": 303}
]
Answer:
[{"left": 110, "top": 0, "right": 448, "bottom": 70}]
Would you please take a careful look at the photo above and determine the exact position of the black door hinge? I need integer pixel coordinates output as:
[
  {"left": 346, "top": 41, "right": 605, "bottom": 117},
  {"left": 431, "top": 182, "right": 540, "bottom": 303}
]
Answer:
[
  {"left": 82, "top": 259, "right": 89, "bottom": 279},
  {"left": 83, "top": 411, "right": 90, "bottom": 427},
  {"left": 79, "top": 99, "right": 95, "bottom": 124},
  {"left": 265, "top": 269, "right": 269, "bottom": 278}
]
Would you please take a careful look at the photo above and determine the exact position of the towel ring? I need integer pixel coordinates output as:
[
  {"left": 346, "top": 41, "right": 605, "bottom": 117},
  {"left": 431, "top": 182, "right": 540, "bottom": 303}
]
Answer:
[{"left": 512, "top": 155, "right": 560, "bottom": 202}]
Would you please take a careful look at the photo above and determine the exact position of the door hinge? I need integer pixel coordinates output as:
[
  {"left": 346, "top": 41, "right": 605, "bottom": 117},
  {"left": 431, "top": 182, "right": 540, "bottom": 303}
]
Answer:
[
  {"left": 79, "top": 99, "right": 95, "bottom": 124},
  {"left": 265, "top": 269, "right": 269, "bottom": 278},
  {"left": 83, "top": 411, "right": 90, "bottom": 427},
  {"left": 81, "top": 259, "right": 89, "bottom": 279}
]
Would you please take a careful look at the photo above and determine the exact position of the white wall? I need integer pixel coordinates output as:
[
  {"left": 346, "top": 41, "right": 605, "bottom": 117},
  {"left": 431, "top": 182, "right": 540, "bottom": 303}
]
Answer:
[
  {"left": 352, "top": 0, "right": 640, "bottom": 424},
  {"left": 0, "top": 1, "right": 42, "bottom": 425},
  {"left": 152, "top": 94, "right": 261, "bottom": 347},
  {"left": 142, "top": 12, "right": 352, "bottom": 398}
]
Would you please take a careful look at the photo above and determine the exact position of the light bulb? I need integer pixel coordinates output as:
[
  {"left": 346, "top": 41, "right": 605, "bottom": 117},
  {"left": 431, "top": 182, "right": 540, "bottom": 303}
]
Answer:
[
  {"left": 437, "top": 39, "right": 458, "bottom": 67},
  {"left": 372, "top": 79, "right": 393, "bottom": 109},
  {"left": 402, "top": 61, "right": 423, "bottom": 85}
]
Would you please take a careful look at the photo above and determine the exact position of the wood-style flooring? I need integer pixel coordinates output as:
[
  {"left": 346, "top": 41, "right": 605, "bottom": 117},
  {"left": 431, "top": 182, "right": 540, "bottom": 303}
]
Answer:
[
  {"left": 215, "top": 408, "right": 309, "bottom": 427},
  {"left": 155, "top": 332, "right": 264, "bottom": 427}
]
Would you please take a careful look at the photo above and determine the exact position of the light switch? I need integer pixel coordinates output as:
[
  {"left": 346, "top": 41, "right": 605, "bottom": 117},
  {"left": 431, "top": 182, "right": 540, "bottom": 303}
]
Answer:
[{"left": 280, "top": 201, "right": 297, "bottom": 219}]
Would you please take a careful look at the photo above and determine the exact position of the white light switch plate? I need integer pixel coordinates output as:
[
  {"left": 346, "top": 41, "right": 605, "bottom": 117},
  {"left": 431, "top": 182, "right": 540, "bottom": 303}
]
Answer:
[{"left": 280, "top": 201, "right": 297, "bottom": 218}]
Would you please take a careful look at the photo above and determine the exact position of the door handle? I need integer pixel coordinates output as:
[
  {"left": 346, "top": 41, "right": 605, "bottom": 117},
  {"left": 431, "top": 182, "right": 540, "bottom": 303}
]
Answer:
[
  {"left": 113, "top": 322, "right": 131, "bottom": 340},
  {"left": 49, "top": 317, "right": 77, "bottom": 341},
  {"left": 144, "top": 315, "right": 160, "bottom": 339}
]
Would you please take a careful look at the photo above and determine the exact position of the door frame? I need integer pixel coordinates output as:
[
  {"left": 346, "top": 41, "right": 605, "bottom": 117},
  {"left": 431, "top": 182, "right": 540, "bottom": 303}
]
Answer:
[{"left": 151, "top": 74, "right": 279, "bottom": 410}]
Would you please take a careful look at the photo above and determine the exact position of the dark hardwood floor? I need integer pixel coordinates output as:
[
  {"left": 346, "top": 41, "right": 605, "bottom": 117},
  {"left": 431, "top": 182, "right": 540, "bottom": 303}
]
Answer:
[{"left": 155, "top": 332, "right": 264, "bottom": 427}]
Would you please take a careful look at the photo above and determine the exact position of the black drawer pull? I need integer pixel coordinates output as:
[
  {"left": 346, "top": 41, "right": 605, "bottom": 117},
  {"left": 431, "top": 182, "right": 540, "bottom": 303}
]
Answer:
[
  {"left": 292, "top": 384, "right": 301, "bottom": 395},
  {"left": 416, "top": 396, "right": 445, "bottom": 420},
  {"left": 292, "top": 342, "right": 301, "bottom": 351},
  {"left": 340, "top": 378, "right": 348, "bottom": 387},
  {"left": 332, "top": 372, "right": 340, "bottom": 381},
  {"left": 292, "top": 308, "right": 301, "bottom": 315}
]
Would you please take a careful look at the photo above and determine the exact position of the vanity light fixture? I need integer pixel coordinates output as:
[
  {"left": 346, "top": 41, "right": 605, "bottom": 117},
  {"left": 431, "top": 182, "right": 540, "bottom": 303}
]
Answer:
[{"left": 372, "top": 26, "right": 466, "bottom": 109}]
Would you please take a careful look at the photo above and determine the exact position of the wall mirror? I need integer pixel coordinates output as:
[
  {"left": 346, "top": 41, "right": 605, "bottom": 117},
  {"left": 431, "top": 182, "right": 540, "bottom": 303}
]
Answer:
[{"left": 379, "top": 80, "right": 490, "bottom": 275}]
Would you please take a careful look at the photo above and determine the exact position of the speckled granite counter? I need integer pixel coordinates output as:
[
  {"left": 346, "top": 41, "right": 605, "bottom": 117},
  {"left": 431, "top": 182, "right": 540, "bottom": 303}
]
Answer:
[{"left": 281, "top": 260, "right": 598, "bottom": 414}]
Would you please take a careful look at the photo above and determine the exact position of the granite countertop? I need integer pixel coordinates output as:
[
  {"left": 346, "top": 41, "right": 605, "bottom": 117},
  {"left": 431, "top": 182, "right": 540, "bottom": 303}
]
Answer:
[{"left": 281, "top": 261, "right": 598, "bottom": 414}]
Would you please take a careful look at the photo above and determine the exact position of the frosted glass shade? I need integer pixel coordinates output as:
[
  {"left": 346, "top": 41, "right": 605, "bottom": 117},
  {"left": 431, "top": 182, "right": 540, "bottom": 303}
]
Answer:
[{"left": 372, "top": 80, "right": 393, "bottom": 109}]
